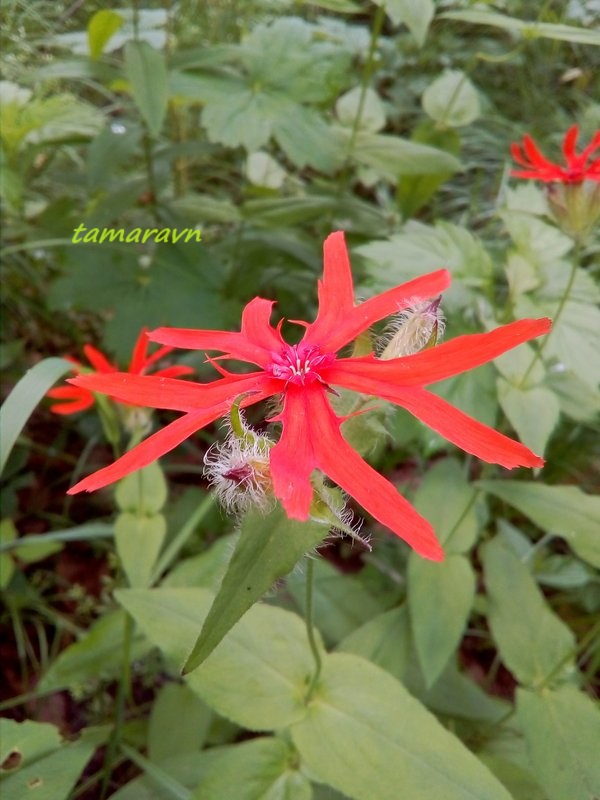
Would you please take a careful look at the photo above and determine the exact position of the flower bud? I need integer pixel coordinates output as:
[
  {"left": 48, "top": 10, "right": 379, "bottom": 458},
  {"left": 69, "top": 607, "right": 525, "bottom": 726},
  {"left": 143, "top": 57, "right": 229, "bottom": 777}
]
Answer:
[
  {"left": 545, "top": 181, "right": 600, "bottom": 242},
  {"left": 204, "top": 414, "right": 274, "bottom": 515},
  {"left": 380, "top": 297, "right": 445, "bottom": 359}
]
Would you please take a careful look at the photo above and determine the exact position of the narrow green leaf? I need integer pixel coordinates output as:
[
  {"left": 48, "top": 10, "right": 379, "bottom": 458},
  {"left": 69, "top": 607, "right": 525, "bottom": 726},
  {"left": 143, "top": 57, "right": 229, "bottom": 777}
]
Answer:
[
  {"left": 408, "top": 553, "right": 476, "bottom": 687},
  {"left": 348, "top": 130, "right": 462, "bottom": 178},
  {"left": 116, "top": 588, "right": 316, "bottom": 730},
  {"left": 124, "top": 41, "right": 169, "bottom": 137},
  {"left": 148, "top": 685, "right": 212, "bottom": 762},
  {"left": 194, "top": 737, "right": 311, "bottom": 800},
  {"left": 115, "top": 462, "right": 168, "bottom": 515},
  {"left": 0, "top": 357, "right": 72, "bottom": 475},
  {"left": 481, "top": 537, "right": 576, "bottom": 687},
  {"left": 0, "top": 523, "right": 113, "bottom": 553},
  {"left": 517, "top": 685, "right": 600, "bottom": 800},
  {"left": 115, "top": 513, "right": 167, "bottom": 589},
  {"left": 182, "top": 506, "right": 327, "bottom": 674},
  {"left": 441, "top": 10, "right": 600, "bottom": 46},
  {"left": 291, "top": 653, "right": 512, "bottom": 800},
  {"left": 87, "top": 9, "right": 123, "bottom": 59},
  {"left": 478, "top": 481, "right": 600, "bottom": 568}
]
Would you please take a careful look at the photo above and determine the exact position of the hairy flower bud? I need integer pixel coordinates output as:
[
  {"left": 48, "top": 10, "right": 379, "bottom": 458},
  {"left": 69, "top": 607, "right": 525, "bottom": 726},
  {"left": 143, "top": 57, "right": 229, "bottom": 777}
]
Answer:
[
  {"left": 204, "top": 416, "right": 274, "bottom": 515},
  {"left": 379, "top": 297, "right": 445, "bottom": 359},
  {"left": 545, "top": 181, "right": 600, "bottom": 242}
]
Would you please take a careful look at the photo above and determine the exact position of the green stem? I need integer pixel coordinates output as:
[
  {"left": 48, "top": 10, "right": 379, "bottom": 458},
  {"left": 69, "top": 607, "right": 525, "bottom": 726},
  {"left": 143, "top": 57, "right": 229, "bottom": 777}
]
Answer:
[
  {"left": 518, "top": 251, "right": 579, "bottom": 389},
  {"left": 304, "top": 558, "right": 322, "bottom": 703},
  {"left": 100, "top": 612, "right": 135, "bottom": 800}
]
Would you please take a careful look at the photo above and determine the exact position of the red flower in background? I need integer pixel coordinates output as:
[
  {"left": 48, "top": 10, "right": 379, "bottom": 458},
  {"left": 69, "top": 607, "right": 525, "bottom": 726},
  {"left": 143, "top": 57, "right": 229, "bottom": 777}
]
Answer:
[
  {"left": 67, "top": 233, "right": 550, "bottom": 561},
  {"left": 48, "top": 328, "right": 194, "bottom": 415},
  {"left": 511, "top": 125, "right": 600, "bottom": 183}
]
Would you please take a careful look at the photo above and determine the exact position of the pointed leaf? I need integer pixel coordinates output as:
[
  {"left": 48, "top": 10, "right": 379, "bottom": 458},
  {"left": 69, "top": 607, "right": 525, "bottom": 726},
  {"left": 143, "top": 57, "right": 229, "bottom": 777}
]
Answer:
[
  {"left": 193, "top": 737, "right": 311, "bottom": 800},
  {"left": 291, "top": 653, "right": 512, "bottom": 800},
  {"left": 182, "top": 506, "right": 327, "bottom": 673},
  {"left": 87, "top": 10, "right": 123, "bottom": 59},
  {"left": 481, "top": 537, "right": 575, "bottom": 687},
  {"left": 0, "top": 357, "right": 72, "bottom": 475},
  {"left": 478, "top": 481, "right": 600, "bottom": 568},
  {"left": 408, "top": 553, "right": 476, "bottom": 687},
  {"left": 517, "top": 685, "right": 600, "bottom": 800},
  {"left": 124, "top": 41, "right": 168, "bottom": 137},
  {"left": 115, "top": 513, "right": 166, "bottom": 589},
  {"left": 374, "top": 0, "right": 435, "bottom": 45},
  {"left": 497, "top": 379, "right": 560, "bottom": 457}
]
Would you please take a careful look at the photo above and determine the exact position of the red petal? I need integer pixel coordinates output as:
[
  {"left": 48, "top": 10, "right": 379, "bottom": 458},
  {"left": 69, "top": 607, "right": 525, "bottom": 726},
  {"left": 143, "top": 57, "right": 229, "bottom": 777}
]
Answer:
[
  {"left": 391, "top": 387, "right": 544, "bottom": 468},
  {"left": 83, "top": 345, "right": 116, "bottom": 373},
  {"left": 68, "top": 371, "right": 277, "bottom": 412},
  {"left": 48, "top": 385, "right": 94, "bottom": 414},
  {"left": 325, "top": 318, "right": 552, "bottom": 389},
  {"left": 301, "top": 231, "right": 357, "bottom": 351},
  {"left": 141, "top": 345, "right": 176, "bottom": 371},
  {"left": 152, "top": 365, "right": 195, "bottom": 379},
  {"left": 150, "top": 298, "right": 284, "bottom": 368},
  {"left": 128, "top": 328, "right": 150, "bottom": 373},
  {"left": 270, "top": 385, "right": 444, "bottom": 560},
  {"left": 562, "top": 125, "right": 579, "bottom": 163},
  {"left": 67, "top": 406, "right": 226, "bottom": 494},
  {"left": 522, "top": 134, "right": 557, "bottom": 171},
  {"left": 304, "top": 270, "right": 451, "bottom": 353}
]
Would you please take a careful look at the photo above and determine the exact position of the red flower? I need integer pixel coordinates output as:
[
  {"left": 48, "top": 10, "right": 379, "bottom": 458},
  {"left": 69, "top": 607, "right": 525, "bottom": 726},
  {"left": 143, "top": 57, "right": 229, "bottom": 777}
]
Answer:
[
  {"left": 48, "top": 328, "right": 194, "bottom": 415},
  {"left": 67, "top": 233, "right": 550, "bottom": 561},
  {"left": 511, "top": 125, "right": 600, "bottom": 183}
]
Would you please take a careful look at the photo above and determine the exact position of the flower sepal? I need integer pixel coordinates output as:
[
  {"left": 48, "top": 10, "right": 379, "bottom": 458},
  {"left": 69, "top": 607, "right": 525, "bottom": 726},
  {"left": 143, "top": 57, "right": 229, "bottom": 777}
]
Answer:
[{"left": 546, "top": 180, "right": 600, "bottom": 242}]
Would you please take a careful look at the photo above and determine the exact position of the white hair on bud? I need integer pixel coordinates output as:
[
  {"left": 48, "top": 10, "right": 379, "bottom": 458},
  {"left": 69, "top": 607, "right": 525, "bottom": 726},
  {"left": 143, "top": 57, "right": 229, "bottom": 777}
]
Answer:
[
  {"left": 379, "top": 297, "right": 445, "bottom": 359},
  {"left": 203, "top": 426, "right": 274, "bottom": 516}
]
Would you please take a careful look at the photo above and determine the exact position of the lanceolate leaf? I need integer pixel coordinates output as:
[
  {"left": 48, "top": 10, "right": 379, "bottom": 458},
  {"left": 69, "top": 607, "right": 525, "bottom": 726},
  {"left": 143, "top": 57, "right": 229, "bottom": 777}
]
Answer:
[
  {"left": 0, "top": 357, "right": 72, "bottom": 475},
  {"left": 182, "top": 506, "right": 328, "bottom": 673},
  {"left": 517, "top": 685, "right": 600, "bottom": 800},
  {"left": 291, "top": 653, "right": 512, "bottom": 800},
  {"left": 481, "top": 537, "right": 575, "bottom": 687},
  {"left": 124, "top": 40, "right": 169, "bottom": 137},
  {"left": 478, "top": 481, "right": 600, "bottom": 568}
]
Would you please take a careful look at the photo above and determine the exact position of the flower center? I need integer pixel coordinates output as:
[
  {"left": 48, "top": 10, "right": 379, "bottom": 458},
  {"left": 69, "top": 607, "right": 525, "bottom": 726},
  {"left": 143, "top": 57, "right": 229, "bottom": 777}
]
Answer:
[{"left": 267, "top": 343, "right": 335, "bottom": 386}]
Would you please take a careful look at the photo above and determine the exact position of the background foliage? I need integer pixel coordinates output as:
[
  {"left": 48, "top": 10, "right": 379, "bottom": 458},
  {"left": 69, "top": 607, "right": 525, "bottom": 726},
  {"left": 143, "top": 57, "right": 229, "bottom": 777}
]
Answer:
[{"left": 1, "top": 1, "right": 599, "bottom": 799}]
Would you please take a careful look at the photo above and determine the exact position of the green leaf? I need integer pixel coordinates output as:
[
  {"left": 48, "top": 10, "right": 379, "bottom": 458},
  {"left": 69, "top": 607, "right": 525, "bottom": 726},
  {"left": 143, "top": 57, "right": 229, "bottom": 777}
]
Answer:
[
  {"left": 408, "top": 554, "right": 476, "bottom": 687},
  {"left": 48, "top": 243, "right": 236, "bottom": 363},
  {"left": 116, "top": 588, "right": 316, "bottom": 730},
  {"left": 115, "top": 513, "right": 167, "bottom": 589},
  {"left": 339, "top": 607, "right": 509, "bottom": 723},
  {"left": 148, "top": 684, "right": 213, "bottom": 762},
  {"left": 0, "top": 357, "right": 72, "bottom": 476},
  {"left": 441, "top": 10, "right": 600, "bottom": 46},
  {"left": 336, "top": 87, "right": 386, "bottom": 132},
  {"left": 87, "top": 9, "right": 123, "bottom": 59},
  {"left": 0, "top": 719, "right": 96, "bottom": 800},
  {"left": 183, "top": 506, "right": 327, "bottom": 673},
  {"left": 346, "top": 130, "right": 461, "bottom": 179},
  {"left": 39, "top": 609, "right": 149, "bottom": 692},
  {"left": 291, "top": 653, "right": 512, "bottom": 800},
  {"left": 193, "top": 737, "right": 311, "bottom": 800},
  {"left": 115, "top": 462, "right": 168, "bottom": 515},
  {"left": 481, "top": 537, "right": 576, "bottom": 687},
  {"left": 422, "top": 70, "right": 481, "bottom": 128},
  {"left": 124, "top": 41, "right": 169, "bottom": 138},
  {"left": 413, "top": 458, "right": 480, "bottom": 552},
  {"left": 497, "top": 379, "right": 560, "bottom": 458},
  {"left": 374, "top": 0, "right": 435, "bottom": 45},
  {"left": 478, "top": 481, "right": 600, "bottom": 568},
  {"left": 517, "top": 685, "right": 600, "bottom": 800},
  {"left": 287, "top": 558, "right": 385, "bottom": 646}
]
